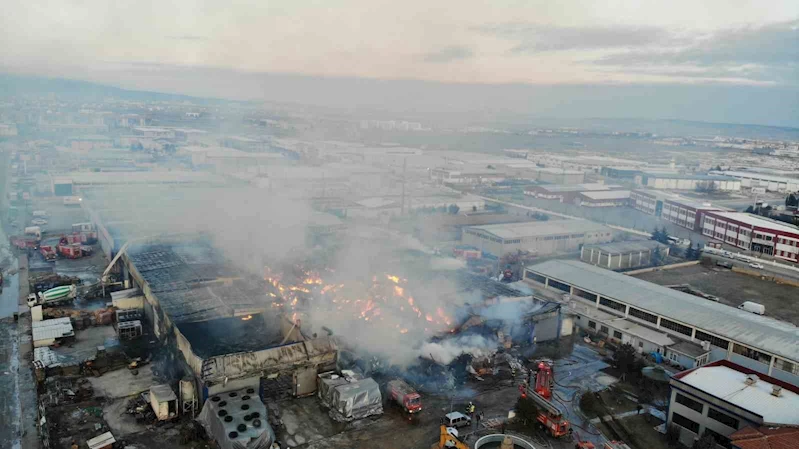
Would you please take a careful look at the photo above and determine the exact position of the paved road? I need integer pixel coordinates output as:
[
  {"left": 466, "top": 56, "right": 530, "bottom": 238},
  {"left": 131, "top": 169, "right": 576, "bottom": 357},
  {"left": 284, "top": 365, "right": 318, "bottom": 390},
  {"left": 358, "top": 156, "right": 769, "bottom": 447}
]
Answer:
[{"left": 702, "top": 252, "right": 799, "bottom": 283}]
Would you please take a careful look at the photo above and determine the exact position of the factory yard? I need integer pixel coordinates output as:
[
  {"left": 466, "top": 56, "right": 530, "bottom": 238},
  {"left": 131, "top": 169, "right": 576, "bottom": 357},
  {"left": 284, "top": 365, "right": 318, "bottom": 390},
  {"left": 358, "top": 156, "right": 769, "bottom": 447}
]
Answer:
[{"left": 633, "top": 263, "right": 799, "bottom": 326}]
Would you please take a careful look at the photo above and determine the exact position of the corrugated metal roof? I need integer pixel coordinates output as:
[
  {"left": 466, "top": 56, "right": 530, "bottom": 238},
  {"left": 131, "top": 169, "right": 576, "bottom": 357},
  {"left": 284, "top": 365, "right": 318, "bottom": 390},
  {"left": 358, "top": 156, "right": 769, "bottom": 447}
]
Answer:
[
  {"left": 466, "top": 220, "right": 610, "bottom": 240},
  {"left": 32, "top": 320, "right": 74, "bottom": 342},
  {"left": 527, "top": 260, "right": 799, "bottom": 362},
  {"left": 32, "top": 317, "right": 71, "bottom": 328},
  {"left": 150, "top": 384, "right": 177, "bottom": 402},
  {"left": 579, "top": 190, "right": 631, "bottom": 200}
]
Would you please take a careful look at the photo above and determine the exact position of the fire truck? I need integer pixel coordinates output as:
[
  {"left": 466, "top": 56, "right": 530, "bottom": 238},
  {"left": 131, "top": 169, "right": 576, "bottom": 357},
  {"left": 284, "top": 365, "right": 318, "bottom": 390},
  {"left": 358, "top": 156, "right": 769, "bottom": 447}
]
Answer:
[
  {"left": 520, "top": 361, "right": 571, "bottom": 438},
  {"left": 386, "top": 379, "right": 422, "bottom": 414}
]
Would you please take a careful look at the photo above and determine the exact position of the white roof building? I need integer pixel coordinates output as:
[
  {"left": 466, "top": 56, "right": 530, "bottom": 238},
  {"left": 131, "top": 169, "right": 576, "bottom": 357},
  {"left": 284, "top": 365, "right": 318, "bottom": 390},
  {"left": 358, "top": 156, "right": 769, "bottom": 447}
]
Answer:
[{"left": 675, "top": 364, "right": 799, "bottom": 425}]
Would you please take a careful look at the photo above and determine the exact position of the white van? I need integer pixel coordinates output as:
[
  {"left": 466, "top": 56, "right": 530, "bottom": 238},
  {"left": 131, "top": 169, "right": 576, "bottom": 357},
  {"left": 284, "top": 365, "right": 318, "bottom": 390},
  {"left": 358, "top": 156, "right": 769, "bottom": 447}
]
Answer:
[{"left": 738, "top": 301, "right": 765, "bottom": 315}]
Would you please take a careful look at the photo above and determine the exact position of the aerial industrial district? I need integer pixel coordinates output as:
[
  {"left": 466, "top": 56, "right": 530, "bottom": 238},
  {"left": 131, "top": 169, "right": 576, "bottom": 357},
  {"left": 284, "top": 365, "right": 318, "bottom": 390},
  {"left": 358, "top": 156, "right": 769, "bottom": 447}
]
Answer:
[{"left": 1, "top": 103, "right": 798, "bottom": 449}]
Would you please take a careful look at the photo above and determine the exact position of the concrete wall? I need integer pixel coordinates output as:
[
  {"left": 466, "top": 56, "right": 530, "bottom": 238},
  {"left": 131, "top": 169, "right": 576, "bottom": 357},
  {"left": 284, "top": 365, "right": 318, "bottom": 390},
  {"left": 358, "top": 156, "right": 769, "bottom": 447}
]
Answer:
[{"left": 667, "top": 385, "right": 760, "bottom": 447}]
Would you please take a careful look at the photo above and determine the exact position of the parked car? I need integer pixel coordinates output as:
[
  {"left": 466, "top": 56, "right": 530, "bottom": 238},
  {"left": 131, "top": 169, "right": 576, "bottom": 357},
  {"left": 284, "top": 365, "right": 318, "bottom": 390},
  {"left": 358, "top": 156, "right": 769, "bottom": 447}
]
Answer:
[
  {"left": 721, "top": 251, "right": 734, "bottom": 258},
  {"left": 441, "top": 412, "right": 471, "bottom": 428},
  {"left": 748, "top": 263, "right": 764, "bottom": 269},
  {"left": 31, "top": 218, "right": 48, "bottom": 226}
]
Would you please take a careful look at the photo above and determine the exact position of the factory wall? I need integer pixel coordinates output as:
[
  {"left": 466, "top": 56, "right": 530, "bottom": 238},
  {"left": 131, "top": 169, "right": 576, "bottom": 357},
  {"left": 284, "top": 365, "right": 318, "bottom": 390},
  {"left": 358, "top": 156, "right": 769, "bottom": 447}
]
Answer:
[{"left": 462, "top": 228, "right": 614, "bottom": 258}]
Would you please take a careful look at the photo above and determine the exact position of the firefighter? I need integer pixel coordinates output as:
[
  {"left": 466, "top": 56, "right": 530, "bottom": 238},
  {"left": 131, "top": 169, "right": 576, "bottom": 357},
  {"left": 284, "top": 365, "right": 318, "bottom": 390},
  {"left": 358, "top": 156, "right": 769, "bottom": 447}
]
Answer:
[{"left": 466, "top": 401, "right": 475, "bottom": 414}]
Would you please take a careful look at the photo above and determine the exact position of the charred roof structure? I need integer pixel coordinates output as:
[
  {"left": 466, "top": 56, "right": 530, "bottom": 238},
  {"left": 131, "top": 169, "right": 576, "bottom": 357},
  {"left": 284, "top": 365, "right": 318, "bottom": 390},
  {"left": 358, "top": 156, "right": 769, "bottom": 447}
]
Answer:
[{"left": 113, "top": 240, "right": 339, "bottom": 403}]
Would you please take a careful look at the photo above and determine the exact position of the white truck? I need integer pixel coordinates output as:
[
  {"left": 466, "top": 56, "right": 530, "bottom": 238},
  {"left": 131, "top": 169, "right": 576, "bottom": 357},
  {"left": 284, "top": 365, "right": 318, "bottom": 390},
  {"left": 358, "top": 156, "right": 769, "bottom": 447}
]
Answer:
[
  {"left": 738, "top": 301, "right": 765, "bottom": 315},
  {"left": 27, "top": 285, "right": 78, "bottom": 307}
]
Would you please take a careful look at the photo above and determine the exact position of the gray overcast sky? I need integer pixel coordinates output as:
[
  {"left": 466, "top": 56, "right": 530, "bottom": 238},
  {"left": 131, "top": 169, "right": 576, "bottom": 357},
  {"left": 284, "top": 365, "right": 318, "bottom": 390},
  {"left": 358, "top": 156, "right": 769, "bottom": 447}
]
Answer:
[{"left": 1, "top": 1, "right": 797, "bottom": 125}]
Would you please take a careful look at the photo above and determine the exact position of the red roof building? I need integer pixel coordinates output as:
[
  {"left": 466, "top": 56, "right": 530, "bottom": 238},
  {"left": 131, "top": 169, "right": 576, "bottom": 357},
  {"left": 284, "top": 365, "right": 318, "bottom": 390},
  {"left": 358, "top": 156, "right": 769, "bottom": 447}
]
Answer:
[{"left": 731, "top": 426, "right": 799, "bottom": 449}]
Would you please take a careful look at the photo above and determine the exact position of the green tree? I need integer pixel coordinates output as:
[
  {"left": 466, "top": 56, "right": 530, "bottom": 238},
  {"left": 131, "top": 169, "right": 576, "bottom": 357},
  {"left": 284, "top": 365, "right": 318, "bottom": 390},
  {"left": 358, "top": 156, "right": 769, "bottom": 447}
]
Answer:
[
  {"left": 448, "top": 204, "right": 460, "bottom": 215},
  {"left": 612, "top": 343, "right": 639, "bottom": 381},
  {"left": 514, "top": 396, "right": 539, "bottom": 425},
  {"left": 660, "top": 227, "right": 671, "bottom": 244},
  {"left": 472, "top": 205, "right": 477, "bottom": 212},
  {"left": 651, "top": 227, "right": 663, "bottom": 242},
  {"left": 787, "top": 193, "right": 798, "bottom": 208},
  {"left": 692, "top": 433, "right": 719, "bottom": 449},
  {"left": 684, "top": 243, "right": 696, "bottom": 260}
]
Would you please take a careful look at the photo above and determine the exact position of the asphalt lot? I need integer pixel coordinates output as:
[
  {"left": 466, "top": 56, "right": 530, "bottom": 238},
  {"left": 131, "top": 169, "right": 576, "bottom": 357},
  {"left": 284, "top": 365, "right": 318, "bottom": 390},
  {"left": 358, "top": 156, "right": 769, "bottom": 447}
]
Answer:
[
  {"left": 701, "top": 252, "right": 799, "bottom": 283},
  {"left": 633, "top": 263, "right": 799, "bottom": 326}
]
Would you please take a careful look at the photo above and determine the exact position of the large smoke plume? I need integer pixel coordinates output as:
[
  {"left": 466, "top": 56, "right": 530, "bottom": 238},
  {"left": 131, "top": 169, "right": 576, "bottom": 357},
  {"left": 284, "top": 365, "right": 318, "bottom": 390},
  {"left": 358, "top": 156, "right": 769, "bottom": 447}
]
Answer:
[{"left": 87, "top": 183, "right": 499, "bottom": 370}]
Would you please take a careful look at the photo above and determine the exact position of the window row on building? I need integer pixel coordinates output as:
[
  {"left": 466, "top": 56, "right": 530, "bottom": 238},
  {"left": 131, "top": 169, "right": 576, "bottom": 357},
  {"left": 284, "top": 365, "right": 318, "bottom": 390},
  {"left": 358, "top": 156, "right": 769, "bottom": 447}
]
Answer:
[{"left": 524, "top": 267, "right": 799, "bottom": 380}]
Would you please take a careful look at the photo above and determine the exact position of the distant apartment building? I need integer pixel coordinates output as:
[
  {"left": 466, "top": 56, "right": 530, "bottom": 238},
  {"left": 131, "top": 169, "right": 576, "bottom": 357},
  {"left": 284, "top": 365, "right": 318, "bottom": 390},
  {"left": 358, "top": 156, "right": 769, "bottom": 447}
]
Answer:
[{"left": 701, "top": 212, "right": 799, "bottom": 262}]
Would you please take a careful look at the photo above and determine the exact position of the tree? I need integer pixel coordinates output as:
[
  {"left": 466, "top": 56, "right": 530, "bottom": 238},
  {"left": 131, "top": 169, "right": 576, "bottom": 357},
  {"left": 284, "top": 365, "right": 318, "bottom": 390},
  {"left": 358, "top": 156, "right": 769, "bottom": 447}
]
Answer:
[
  {"left": 652, "top": 247, "right": 665, "bottom": 266},
  {"left": 787, "top": 193, "right": 799, "bottom": 208},
  {"left": 684, "top": 243, "right": 696, "bottom": 260},
  {"left": 660, "top": 226, "right": 671, "bottom": 244},
  {"left": 652, "top": 227, "right": 670, "bottom": 244},
  {"left": 651, "top": 227, "right": 663, "bottom": 242},
  {"left": 472, "top": 205, "right": 477, "bottom": 212},
  {"left": 714, "top": 165, "right": 722, "bottom": 171},
  {"left": 696, "top": 181, "right": 718, "bottom": 193},
  {"left": 745, "top": 205, "right": 755, "bottom": 213},
  {"left": 514, "top": 396, "right": 539, "bottom": 425},
  {"left": 448, "top": 204, "right": 460, "bottom": 215},
  {"left": 666, "top": 424, "right": 681, "bottom": 445},
  {"left": 692, "top": 243, "right": 702, "bottom": 260},
  {"left": 612, "top": 343, "right": 639, "bottom": 380},
  {"left": 692, "top": 433, "right": 719, "bottom": 449}
]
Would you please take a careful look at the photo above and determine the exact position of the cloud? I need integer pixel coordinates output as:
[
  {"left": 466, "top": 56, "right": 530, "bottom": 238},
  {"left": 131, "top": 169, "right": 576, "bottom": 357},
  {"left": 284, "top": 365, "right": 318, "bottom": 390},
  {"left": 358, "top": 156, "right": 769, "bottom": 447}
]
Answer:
[
  {"left": 165, "top": 35, "right": 208, "bottom": 41},
  {"left": 474, "top": 23, "right": 681, "bottom": 53},
  {"left": 593, "top": 20, "right": 799, "bottom": 84},
  {"left": 421, "top": 46, "right": 474, "bottom": 63}
]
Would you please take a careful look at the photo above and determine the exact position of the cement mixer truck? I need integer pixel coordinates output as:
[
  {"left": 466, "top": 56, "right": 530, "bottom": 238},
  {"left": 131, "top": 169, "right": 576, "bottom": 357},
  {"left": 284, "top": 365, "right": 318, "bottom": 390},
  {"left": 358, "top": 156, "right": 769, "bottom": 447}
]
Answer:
[{"left": 27, "top": 284, "right": 77, "bottom": 308}]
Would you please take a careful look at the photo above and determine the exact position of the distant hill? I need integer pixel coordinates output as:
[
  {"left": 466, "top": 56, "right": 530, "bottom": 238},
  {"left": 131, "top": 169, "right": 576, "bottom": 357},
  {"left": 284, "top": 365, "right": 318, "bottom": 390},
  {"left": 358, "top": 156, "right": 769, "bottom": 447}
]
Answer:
[{"left": 0, "top": 72, "right": 227, "bottom": 104}]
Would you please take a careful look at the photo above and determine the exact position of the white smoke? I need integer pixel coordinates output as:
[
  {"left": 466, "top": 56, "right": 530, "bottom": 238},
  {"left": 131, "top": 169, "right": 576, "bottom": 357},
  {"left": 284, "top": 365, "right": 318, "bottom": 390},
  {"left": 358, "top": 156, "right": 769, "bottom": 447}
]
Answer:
[{"left": 420, "top": 335, "right": 499, "bottom": 365}]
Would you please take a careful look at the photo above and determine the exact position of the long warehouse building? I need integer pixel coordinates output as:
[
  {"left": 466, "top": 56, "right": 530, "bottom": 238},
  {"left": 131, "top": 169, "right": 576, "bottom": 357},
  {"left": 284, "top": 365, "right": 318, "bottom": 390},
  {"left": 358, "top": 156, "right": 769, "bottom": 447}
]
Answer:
[
  {"left": 463, "top": 220, "right": 615, "bottom": 257},
  {"left": 523, "top": 260, "right": 799, "bottom": 386}
]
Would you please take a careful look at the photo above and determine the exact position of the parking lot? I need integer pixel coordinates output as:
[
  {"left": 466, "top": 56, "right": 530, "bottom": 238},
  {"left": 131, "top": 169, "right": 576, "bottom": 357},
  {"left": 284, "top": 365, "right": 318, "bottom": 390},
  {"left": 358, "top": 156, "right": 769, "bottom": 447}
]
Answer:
[{"left": 633, "top": 263, "right": 799, "bottom": 326}]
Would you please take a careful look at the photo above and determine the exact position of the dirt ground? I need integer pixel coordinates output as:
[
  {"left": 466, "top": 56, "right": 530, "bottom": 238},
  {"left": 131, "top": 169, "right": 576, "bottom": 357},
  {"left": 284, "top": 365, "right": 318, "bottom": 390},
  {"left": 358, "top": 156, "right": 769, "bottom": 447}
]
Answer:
[
  {"left": 633, "top": 264, "right": 799, "bottom": 325},
  {"left": 612, "top": 414, "right": 670, "bottom": 449}
]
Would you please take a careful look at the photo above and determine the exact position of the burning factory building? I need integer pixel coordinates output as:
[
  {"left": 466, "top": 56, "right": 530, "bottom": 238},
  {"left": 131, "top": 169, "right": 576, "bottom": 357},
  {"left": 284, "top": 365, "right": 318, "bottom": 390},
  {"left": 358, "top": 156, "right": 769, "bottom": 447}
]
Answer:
[{"left": 114, "top": 241, "right": 340, "bottom": 406}]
